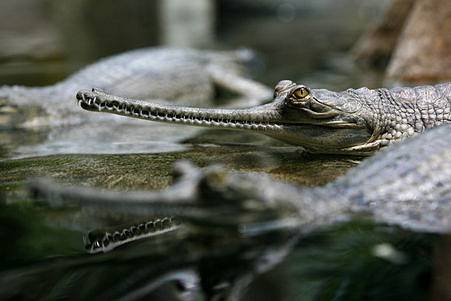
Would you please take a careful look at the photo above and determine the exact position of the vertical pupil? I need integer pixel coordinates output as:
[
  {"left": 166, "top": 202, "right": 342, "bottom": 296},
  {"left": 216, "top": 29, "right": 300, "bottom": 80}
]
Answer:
[{"left": 296, "top": 88, "right": 306, "bottom": 98}]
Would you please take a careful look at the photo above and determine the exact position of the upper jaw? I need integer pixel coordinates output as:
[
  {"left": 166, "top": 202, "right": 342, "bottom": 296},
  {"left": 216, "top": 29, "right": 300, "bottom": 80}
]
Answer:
[
  {"left": 76, "top": 88, "right": 147, "bottom": 112},
  {"left": 76, "top": 89, "right": 288, "bottom": 131}
]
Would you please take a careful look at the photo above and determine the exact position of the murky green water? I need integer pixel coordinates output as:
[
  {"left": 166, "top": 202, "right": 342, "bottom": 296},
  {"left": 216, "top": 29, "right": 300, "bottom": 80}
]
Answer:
[{"left": 0, "top": 1, "right": 443, "bottom": 300}]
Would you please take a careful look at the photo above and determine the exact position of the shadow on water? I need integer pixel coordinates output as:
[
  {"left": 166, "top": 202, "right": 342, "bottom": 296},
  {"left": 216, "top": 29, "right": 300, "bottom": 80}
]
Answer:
[{"left": 0, "top": 0, "right": 444, "bottom": 300}]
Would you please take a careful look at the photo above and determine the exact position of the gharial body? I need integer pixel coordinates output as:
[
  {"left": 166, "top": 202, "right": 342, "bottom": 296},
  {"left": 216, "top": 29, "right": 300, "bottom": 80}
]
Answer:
[
  {"left": 0, "top": 47, "right": 271, "bottom": 127},
  {"left": 77, "top": 80, "right": 451, "bottom": 155}
]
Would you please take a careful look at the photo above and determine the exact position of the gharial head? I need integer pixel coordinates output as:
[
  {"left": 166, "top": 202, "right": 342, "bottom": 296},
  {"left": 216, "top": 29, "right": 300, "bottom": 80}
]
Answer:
[{"left": 77, "top": 80, "right": 382, "bottom": 155}]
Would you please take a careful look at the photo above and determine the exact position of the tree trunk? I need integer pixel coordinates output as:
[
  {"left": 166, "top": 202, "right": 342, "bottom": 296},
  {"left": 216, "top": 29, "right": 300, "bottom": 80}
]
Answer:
[
  {"left": 353, "top": 0, "right": 416, "bottom": 68},
  {"left": 386, "top": 0, "right": 451, "bottom": 83}
]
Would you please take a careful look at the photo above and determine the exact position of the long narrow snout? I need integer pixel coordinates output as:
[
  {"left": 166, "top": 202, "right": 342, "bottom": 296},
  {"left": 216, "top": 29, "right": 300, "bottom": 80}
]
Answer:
[{"left": 77, "top": 88, "right": 284, "bottom": 132}]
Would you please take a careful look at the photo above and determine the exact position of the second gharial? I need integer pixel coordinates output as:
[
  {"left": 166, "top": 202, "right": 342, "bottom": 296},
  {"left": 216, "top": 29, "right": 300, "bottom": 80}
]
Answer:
[{"left": 0, "top": 47, "right": 271, "bottom": 128}]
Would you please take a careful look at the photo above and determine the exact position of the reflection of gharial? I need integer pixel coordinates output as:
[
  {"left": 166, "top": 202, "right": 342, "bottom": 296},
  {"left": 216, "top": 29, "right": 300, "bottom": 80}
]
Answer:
[
  {"left": 0, "top": 48, "right": 271, "bottom": 127},
  {"left": 32, "top": 124, "right": 451, "bottom": 246},
  {"left": 84, "top": 217, "right": 180, "bottom": 254},
  {"left": 77, "top": 81, "right": 451, "bottom": 155},
  {"left": 30, "top": 124, "right": 451, "bottom": 299}
]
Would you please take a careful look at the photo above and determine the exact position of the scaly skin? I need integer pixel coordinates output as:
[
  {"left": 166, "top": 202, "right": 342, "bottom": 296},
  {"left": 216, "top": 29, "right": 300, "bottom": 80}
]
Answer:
[
  {"left": 77, "top": 80, "right": 451, "bottom": 155},
  {"left": 0, "top": 47, "right": 271, "bottom": 127}
]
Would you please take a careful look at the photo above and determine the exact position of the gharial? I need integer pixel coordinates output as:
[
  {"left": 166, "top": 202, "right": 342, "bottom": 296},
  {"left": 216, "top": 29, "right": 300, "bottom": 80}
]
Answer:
[
  {"left": 0, "top": 47, "right": 271, "bottom": 127},
  {"left": 76, "top": 80, "right": 451, "bottom": 155}
]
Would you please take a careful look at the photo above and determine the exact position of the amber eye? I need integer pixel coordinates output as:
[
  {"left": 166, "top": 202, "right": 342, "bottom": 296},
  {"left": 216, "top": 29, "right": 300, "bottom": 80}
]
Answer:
[{"left": 291, "top": 86, "right": 310, "bottom": 101}]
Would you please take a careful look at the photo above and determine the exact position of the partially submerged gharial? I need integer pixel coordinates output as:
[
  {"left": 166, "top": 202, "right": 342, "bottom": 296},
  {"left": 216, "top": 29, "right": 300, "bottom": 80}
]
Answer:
[
  {"left": 32, "top": 124, "right": 451, "bottom": 254},
  {"left": 0, "top": 47, "right": 271, "bottom": 127},
  {"left": 77, "top": 80, "right": 451, "bottom": 155}
]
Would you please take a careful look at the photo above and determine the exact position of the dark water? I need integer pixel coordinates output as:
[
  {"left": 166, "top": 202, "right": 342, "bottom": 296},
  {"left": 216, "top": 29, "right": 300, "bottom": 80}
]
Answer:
[{"left": 0, "top": 1, "right": 444, "bottom": 300}]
